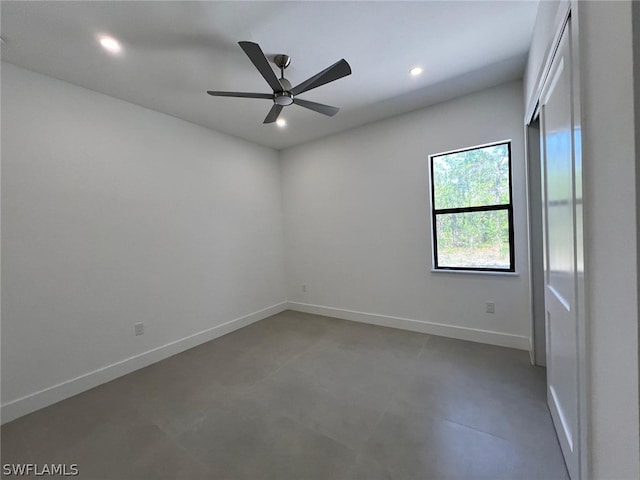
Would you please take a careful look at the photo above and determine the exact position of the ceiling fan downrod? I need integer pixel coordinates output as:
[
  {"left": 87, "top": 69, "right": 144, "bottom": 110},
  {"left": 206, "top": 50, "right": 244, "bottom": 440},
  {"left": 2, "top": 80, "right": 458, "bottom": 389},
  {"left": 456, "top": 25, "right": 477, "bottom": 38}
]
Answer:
[{"left": 273, "top": 54, "right": 293, "bottom": 105}]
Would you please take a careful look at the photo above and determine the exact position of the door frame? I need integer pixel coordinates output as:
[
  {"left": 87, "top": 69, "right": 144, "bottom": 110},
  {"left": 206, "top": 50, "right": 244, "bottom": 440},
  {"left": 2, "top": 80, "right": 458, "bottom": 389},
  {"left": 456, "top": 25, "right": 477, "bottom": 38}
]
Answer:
[
  {"left": 525, "top": 117, "right": 544, "bottom": 367},
  {"left": 524, "top": 2, "right": 589, "bottom": 479}
]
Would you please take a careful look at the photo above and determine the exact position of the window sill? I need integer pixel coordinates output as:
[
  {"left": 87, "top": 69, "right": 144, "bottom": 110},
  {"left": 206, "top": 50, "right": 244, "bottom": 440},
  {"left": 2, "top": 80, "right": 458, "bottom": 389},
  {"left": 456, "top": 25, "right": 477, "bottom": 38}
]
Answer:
[{"left": 430, "top": 269, "right": 519, "bottom": 277}]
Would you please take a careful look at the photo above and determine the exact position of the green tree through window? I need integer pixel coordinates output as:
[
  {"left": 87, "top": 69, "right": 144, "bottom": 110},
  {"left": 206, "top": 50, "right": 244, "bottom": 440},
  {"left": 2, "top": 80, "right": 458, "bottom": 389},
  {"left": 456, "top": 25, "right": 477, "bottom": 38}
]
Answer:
[{"left": 430, "top": 142, "right": 514, "bottom": 271}]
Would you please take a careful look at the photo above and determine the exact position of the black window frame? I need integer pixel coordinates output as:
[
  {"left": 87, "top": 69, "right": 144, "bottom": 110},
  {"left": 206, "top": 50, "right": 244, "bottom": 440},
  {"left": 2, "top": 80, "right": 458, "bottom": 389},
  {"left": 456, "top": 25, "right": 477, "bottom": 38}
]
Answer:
[{"left": 429, "top": 141, "right": 515, "bottom": 273}]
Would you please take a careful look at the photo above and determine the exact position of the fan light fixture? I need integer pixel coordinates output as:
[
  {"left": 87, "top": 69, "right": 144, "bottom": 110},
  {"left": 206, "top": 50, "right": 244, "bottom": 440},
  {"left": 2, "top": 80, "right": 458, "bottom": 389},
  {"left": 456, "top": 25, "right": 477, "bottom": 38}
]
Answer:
[
  {"left": 99, "top": 35, "right": 122, "bottom": 55},
  {"left": 276, "top": 118, "right": 287, "bottom": 128}
]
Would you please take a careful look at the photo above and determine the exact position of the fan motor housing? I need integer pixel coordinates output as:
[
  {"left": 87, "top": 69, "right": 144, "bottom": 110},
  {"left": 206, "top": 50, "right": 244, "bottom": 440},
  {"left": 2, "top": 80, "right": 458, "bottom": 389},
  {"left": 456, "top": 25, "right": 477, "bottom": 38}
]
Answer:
[{"left": 274, "top": 91, "right": 294, "bottom": 106}]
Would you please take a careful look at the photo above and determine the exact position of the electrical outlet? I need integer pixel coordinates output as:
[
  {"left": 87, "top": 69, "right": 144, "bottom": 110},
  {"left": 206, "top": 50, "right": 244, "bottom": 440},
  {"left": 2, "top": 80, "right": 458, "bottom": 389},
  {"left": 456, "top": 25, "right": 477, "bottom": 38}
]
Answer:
[
  {"left": 134, "top": 322, "right": 144, "bottom": 336},
  {"left": 302, "top": 284, "right": 307, "bottom": 293},
  {"left": 485, "top": 302, "right": 495, "bottom": 314}
]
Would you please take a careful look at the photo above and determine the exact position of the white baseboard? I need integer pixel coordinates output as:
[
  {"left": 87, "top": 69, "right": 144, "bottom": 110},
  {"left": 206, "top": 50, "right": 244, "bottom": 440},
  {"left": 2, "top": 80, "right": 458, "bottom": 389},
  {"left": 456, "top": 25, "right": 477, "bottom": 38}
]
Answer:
[
  {"left": 1, "top": 302, "right": 288, "bottom": 424},
  {"left": 2, "top": 300, "right": 529, "bottom": 423},
  {"left": 287, "top": 302, "right": 530, "bottom": 351}
]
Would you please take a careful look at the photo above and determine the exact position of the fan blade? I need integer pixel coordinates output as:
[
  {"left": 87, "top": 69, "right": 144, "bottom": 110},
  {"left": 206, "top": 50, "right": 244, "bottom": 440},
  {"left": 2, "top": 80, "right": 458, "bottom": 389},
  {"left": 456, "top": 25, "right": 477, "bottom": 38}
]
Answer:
[
  {"left": 290, "top": 59, "right": 351, "bottom": 96},
  {"left": 294, "top": 98, "right": 339, "bottom": 117},
  {"left": 207, "top": 91, "right": 273, "bottom": 99},
  {"left": 263, "top": 104, "right": 283, "bottom": 124},
  {"left": 238, "top": 41, "right": 284, "bottom": 92}
]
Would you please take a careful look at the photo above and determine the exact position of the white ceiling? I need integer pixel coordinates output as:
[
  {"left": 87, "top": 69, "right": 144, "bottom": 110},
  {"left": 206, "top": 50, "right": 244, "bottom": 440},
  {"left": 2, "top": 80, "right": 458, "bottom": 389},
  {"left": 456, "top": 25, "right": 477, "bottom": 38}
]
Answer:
[{"left": 1, "top": 1, "right": 539, "bottom": 150}]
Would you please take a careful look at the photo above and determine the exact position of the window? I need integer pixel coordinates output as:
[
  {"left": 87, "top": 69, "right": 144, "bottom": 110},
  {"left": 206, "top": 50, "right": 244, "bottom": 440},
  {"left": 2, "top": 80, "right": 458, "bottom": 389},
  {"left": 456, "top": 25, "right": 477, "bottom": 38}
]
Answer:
[{"left": 429, "top": 141, "right": 514, "bottom": 272}]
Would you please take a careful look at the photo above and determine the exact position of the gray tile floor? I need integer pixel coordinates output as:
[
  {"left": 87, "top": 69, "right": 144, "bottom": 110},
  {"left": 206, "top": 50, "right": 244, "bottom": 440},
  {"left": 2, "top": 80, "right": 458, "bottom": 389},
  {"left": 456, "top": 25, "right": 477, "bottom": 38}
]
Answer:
[{"left": 1, "top": 310, "right": 569, "bottom": 479}]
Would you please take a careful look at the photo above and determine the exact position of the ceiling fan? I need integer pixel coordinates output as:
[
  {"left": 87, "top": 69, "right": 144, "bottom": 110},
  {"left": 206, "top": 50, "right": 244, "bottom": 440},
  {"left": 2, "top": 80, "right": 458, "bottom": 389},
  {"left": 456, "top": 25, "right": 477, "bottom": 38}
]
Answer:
[{"left": 207, "top": 41, "right": 352, "bottom": 124}]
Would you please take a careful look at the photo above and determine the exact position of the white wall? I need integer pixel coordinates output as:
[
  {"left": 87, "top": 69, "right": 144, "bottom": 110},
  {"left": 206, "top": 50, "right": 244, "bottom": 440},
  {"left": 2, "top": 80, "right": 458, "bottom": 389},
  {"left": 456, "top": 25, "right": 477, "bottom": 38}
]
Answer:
[
  {"left": 578, "top": 2, "right": 640, "bottom": 477},
  {"left": 281, "top": 81, "right": 531, "bottom": 349},
  {"left": 1, "top": 63, "right": 287, "bottom": 420},
  {"left": 635, "top": 0, "right": 640, "bottom": 415}
]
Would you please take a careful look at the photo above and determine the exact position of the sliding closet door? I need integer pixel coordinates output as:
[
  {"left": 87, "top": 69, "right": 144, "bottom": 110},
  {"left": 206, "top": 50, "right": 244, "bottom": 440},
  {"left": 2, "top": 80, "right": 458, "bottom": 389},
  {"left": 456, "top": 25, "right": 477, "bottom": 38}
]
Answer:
[{"left": 539, "top": 16, "right": 581, "bottom": 480}]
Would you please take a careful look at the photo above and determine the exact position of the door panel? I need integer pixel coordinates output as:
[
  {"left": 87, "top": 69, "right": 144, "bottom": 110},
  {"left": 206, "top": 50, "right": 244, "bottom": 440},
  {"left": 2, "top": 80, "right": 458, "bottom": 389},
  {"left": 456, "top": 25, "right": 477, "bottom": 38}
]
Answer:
[{"left": 540, "top": 19, "right": 580, "bottom": 479}]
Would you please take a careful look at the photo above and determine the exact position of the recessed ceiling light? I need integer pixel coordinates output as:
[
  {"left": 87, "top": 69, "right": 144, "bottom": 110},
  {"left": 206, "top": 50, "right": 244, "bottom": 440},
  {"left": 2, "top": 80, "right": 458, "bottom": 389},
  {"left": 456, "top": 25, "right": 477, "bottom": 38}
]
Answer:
[
  {"left": 98, "top": 35, "right": 122, "bottom": 55},
  {"left": 276, "top": 118, "right": 287, "bottom": 128},
  {"left": 409, "top": 66, "right": 424, "bottom": 76}
]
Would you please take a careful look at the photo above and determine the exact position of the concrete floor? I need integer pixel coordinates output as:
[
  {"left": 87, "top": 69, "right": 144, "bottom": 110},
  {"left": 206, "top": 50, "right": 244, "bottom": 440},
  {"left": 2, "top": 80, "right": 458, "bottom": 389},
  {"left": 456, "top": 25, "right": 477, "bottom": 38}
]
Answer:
[{"left": 1, "top": 310, "right": 568, "bottom": 479}]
